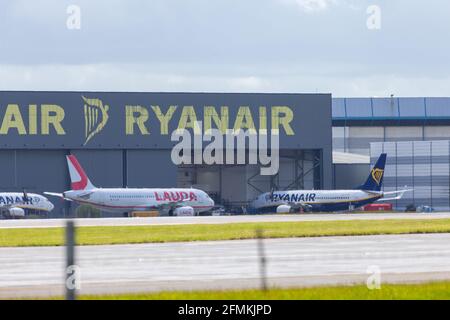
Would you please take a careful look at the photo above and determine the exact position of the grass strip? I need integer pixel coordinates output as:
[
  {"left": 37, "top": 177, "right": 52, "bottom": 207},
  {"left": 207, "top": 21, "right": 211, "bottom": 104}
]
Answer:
[
  {"left": 80, "top": 281, "right": 450, "bottom": 300},
  {"left": 1, "top": 218, "right": 450, "bottom": 247}
]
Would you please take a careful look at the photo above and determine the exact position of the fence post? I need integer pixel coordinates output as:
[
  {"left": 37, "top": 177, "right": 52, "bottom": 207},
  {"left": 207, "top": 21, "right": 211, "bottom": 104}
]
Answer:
[
  {"left": 65, "top": 220, "right": 76, "bottom": 300},
  {"left": 256, "top": 229, "right": 267, "bottom": 291}
]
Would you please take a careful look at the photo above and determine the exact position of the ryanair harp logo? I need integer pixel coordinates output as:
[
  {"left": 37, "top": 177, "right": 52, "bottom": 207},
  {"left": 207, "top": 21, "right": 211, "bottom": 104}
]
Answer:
[
  {"left": 371, "top": 168, "right": 384, "bottom": 186},
  {"left": 82, "top": 96, "right": 109, "bottom": 145}
]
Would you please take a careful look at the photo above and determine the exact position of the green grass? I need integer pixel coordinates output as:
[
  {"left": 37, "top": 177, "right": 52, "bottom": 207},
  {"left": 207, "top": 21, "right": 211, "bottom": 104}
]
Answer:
[
  {"left": 2, "top": 218, "right": 450, "bottom": 247},
  {"left": 81, "top": 281, "right": 450, "bottom": 300}
]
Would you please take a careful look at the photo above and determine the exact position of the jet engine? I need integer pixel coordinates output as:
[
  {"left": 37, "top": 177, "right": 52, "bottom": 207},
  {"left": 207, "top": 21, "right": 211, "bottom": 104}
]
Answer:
[
  {"left": 9, "top": 207, "right": 25, "bottom": 217},
  {"left": 173, "top": 206, "right": 195, "bottom": 216},
  {"left": 276, "top": 204, "right": 292, "bottom": 213}
]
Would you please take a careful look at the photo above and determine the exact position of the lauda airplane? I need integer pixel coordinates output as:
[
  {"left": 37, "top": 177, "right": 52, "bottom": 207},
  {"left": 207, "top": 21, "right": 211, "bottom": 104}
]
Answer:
[
  {"left": 0, "top": 191, "right": 54, "bottom": 218},
  {"left": 250, "top": 153, "right": 411, "bottom": 213},
  {"left": 45, "top": 155, "right": 214, "bottom": 216}
]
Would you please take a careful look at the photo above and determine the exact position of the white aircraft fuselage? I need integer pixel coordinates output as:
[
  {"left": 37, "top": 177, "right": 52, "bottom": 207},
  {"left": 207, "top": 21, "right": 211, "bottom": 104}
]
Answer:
[
  {"left": 0, "top": 192, "right": 54, "bottom": 217},
  {"left": 45, "top": 154, "right": 214, "bottom": 216},
  {"left": 250, "top": 153, "right": 410, "bottom": 213},
  {"left": 64, "top": 188, "right": 214, "bottom": 214},
  {"left": 251, "top": 189, "right": 383, "bottom": 213}
]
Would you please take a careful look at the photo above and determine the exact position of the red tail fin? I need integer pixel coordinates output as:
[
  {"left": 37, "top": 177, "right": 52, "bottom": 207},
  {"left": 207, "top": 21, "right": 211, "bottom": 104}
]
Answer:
[{"left": 66, "top": 155, "right": 95, "bottom": 190}]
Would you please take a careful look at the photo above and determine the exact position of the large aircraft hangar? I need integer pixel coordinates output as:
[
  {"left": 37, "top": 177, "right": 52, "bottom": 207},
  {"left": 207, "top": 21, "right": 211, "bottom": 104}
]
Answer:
[
  {"left": 0, "top": 91, "right": 332, "bottom": 217},
  {"left": 332, "top": 97, "right": 450, "bottom": 211}
]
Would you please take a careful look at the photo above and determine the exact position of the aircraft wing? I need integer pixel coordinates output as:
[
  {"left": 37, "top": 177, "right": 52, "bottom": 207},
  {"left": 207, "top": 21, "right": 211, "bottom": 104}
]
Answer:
[
  {"left": 286, "top": 201, "right": 312, "bottom": 210},
  {"left": 154, "top": 199, "right": 189, "bottom": 210},
  {"left": 128, "top": 200, "right": 191, "bottom": 213},
  {"left": 76, "top": 191, "right": 95, "bottom": 200},
  {"left": 0, "top": 203, "right": 19, "bottom": 209}
]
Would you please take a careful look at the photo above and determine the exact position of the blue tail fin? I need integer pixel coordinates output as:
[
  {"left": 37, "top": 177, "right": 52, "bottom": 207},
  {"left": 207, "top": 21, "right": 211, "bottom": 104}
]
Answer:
[{"left": 358, "top": 153, "right": 387, "bottom": 191}]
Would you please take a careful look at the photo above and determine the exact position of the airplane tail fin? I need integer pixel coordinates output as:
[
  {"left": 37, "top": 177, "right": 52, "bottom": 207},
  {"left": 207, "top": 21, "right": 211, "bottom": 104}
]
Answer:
[
  {"left": 66, "top": 155, "right": 96, "bottom": 191},
  {"left": 358, "top": 153, "right": 387, "bottom": 191}
]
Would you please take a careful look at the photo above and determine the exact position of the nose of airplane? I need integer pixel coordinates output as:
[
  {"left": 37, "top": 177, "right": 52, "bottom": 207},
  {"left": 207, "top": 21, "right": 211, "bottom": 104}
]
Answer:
[{"left": 209, "top": 197, "right": 215, "bottom": 207}]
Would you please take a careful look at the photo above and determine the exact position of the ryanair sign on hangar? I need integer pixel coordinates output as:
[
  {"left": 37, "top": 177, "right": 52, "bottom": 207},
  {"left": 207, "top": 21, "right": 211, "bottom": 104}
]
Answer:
[{"left": 0, "top": 92, "right": 331, "bottom": 149}]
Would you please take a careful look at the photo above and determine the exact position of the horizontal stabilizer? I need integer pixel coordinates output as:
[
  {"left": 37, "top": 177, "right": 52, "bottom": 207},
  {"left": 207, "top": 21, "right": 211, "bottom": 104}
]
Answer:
[
  {"left": 377, "top": 189, "right": 413, "bottom": 202},
  {"left": 44, "top": 192, "right": 73, "bottom": 201}
]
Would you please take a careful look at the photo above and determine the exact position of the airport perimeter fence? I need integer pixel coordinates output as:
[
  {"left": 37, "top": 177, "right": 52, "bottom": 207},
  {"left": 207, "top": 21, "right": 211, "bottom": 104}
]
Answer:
[{"left": 63, "top": 221, "right": 269, "bottom": 300}]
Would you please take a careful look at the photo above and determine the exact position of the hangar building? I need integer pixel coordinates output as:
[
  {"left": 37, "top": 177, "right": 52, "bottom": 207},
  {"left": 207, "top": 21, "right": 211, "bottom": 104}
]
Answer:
[
  {"left": 333, "top": 97, "right": 450, "bottom": 211},
  {"left": 332, "top": 97, "right": 450, "bottom": 155},
  {"left": 0, "top": 91, "right": 332, "bottom": 217},
  {"left": 371, "top": 140, "right": 450, "bottom": 211}
]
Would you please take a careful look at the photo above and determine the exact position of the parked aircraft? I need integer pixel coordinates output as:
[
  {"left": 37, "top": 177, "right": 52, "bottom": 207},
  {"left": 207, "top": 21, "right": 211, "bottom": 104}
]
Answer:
[
  {"left": 45, "top": 155, "right": 215, "bottom": 216},
  {"left": 0, "top": 191, "right": 54, "bottom": 218},
  {"left": 250, "top": 153, "right": 411, "bottom": 213}
]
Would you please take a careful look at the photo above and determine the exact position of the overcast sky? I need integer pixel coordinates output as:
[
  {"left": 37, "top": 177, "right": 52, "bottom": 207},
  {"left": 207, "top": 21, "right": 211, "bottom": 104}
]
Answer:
[{"left": 0, "top": 0, "right": 449, "bottom": 97}]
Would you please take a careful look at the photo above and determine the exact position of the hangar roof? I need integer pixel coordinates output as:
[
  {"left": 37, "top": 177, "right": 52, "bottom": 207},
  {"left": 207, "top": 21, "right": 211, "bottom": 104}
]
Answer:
[{"left": 332, "top": 97, "right": 450, "bottom": 125}]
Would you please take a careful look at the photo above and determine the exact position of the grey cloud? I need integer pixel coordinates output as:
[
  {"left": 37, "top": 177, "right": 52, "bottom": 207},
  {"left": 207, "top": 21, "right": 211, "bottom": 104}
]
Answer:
[{"left": 0, "top": 0, "right": 449, "bottom": 95}]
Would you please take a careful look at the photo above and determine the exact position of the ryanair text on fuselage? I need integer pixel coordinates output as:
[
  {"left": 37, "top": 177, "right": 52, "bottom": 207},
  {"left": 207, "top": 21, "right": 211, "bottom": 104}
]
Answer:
[
  {"left": 270, "top": 193, "right": 317, "bottom": 202},
  {"left": 0, "top": 195, "right": 37, "bottom": 205}
]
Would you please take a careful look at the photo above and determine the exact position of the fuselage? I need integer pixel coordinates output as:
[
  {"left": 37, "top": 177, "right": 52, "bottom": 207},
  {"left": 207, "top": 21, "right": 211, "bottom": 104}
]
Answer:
[
  {"left": 251, "top": 189, "right": 383, "bottom": 213},
  {"left": 64, "top": 188, "right": 215, "bottom": 214},
  {"left": 0, "top": 193, "right": 54, "bottom": 212}
]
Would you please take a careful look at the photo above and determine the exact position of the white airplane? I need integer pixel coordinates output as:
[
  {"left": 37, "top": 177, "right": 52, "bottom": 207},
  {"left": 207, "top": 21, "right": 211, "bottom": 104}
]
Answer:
[
  {"left": 250, "top": 153, "right": 412, "bottom": 213},
  {"left": 0, "top": 191, "right": 54, "bottom": 218},
  {"left": 45, "top": 155, "right": 215, "bottom": 216}
]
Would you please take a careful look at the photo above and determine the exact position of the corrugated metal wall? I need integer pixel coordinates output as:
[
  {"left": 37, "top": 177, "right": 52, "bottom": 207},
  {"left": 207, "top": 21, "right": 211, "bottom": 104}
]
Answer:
[
  {"left": 371, "top": 141, "right": 450, "bottom": 211},
  {"left": 0, "top": 150, "right": 68, "bottom": 192},
  {"left": 334, "top": 126, "right": 450, "bottom": 155},
  {"left": 127, "top": 150, "right": 177, "bottom": 188},
  {"left": 333, "top": 164, "right": 369, "bottom": 189}
]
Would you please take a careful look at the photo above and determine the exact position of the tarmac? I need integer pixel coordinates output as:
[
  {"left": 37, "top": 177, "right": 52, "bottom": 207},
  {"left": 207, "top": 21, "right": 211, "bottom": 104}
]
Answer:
[
  {"left": 1, "top": 233, "right": 450, "bottom": 298},
  {"left": 1, "top": 212, "right": 450, "bottom": 229}
]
